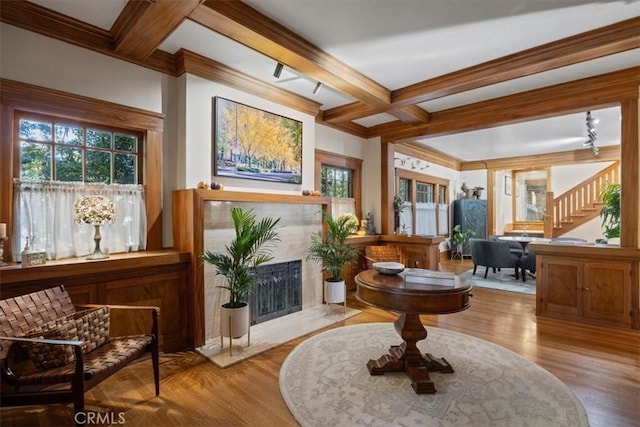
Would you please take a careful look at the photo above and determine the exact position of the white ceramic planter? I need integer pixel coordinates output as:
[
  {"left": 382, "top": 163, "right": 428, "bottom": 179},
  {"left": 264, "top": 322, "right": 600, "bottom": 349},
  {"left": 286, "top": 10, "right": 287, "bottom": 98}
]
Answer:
[
  {"left": 220, "top": 303, "right": 250, "bottom": 338},
  {"left": 324, "top": 280, "right": 346, "bottom": 304}
]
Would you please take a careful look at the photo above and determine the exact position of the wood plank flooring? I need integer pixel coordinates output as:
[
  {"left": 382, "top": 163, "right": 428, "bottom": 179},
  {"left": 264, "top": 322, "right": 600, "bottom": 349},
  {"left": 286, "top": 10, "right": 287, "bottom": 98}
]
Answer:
[{"left": 2, "top": 260, "right": 638, "bottom": 426}]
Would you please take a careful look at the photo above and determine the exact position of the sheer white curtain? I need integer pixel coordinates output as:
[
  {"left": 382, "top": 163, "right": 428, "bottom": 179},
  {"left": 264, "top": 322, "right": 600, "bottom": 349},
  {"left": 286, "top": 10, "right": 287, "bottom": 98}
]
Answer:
[
  {"left": 399, "top": 201, "right": 413, "bottom": 234},
  {"left": 12, "top": 181, "right": 146, "bottom": 261},
  {"left": 438, "top": 204, "right": 449, "bottom": 235},
  {"left": 415, "top": 202, "right": 437, "bottom": 236},
  {"left": 331, "top": 197, "right": 356, "bottom": 220}
]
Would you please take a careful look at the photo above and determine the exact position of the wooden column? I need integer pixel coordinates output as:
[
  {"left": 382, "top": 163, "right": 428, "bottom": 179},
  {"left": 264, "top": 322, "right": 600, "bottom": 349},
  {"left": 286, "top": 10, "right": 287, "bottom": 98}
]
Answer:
[
  {"left": 620, "top": 94, "right": 640, "bottom": 248},
  {"left": 381, "top": 141, "right": 395, "bottom": 235}
]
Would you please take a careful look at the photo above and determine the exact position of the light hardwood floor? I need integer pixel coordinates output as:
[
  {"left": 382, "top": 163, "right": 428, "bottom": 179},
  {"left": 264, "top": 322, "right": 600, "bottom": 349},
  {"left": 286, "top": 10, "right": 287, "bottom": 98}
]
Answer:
[{"left": 2, "top": 259, "right": 639, "bottom": 426}]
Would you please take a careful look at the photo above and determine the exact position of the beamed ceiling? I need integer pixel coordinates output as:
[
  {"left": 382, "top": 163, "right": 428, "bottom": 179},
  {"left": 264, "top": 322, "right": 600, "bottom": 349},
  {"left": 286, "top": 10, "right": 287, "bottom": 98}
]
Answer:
[{"left": 1, "top": 0, "right": 639, "bottom": 166}]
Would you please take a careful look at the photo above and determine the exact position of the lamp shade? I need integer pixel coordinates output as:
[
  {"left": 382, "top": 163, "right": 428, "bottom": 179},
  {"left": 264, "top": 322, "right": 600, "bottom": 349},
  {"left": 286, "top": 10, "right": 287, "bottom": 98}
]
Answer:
[{"left": 74, "top": 195, "right": 115, "bottom": 225}]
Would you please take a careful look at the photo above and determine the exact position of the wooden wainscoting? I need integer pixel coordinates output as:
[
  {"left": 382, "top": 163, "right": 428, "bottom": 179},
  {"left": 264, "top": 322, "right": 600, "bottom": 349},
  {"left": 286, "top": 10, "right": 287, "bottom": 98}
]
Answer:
[{"left": 0, "top": 251, "right": 191, "bottom": 352}]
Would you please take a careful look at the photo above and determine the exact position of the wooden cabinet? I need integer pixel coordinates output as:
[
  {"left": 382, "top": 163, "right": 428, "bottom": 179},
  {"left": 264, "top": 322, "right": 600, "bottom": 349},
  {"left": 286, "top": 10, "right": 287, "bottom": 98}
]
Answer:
[
  {"left": 583, "top": 262, "right": 631, "bottom": 325},
  {"left": 533, "top": 243, "right": 638, "bottom": 330}
]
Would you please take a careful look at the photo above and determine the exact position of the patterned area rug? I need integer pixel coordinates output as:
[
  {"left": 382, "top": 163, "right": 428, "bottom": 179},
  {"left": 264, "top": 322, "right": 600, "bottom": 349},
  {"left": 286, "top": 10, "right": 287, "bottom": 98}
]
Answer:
[
  {"left": 280, "top": 323, "right": 588, "bottom": 427},
  {"left": 458, "top": 268, "right": 536, "bottom": 295}
]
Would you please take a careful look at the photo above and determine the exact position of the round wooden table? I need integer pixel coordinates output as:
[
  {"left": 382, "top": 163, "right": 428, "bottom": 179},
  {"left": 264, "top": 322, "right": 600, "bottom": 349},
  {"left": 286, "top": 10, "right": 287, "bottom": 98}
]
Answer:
[{"left": 355, "top": 269, "right": 472, "bottom": 394}]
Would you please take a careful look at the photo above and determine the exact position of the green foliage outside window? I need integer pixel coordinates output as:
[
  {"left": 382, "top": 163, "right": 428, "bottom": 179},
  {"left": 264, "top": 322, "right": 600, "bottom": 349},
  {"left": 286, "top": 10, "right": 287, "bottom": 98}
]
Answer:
[
  {"left": 320, "top": 166, "right": 352, "bottom": 197},
  {"left": 19, "top": 117, "right": 139, "bottom": 184}
]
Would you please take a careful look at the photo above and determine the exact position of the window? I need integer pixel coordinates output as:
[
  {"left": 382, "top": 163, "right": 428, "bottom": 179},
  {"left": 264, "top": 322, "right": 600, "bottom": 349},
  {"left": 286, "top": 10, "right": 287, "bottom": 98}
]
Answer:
[
  {"left": 396, "top": 169, "right": 449, "bottom": 236},
  {"left": 315, "top": 150, "right": 362, "bottom": 220},
  {"left": 18, "top": 114, "right": 140, "bottom": 184},
  {"left": 320, "top": 165, "right": 352, "bottom": 198},
  {"left": 13, "top": 113, "right": 146, "bottom": 261}
]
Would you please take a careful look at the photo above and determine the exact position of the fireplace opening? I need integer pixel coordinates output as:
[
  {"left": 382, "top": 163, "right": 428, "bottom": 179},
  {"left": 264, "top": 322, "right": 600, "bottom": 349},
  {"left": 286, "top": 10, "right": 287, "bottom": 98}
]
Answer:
[{"left": 249, "top": 260, "right": 302, "bottom": 325}]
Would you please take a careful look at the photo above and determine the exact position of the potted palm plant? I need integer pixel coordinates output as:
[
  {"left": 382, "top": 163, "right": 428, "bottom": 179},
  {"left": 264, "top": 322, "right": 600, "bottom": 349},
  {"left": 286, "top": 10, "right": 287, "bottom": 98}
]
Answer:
[
  {"left": 307, "top": 211, "right": 360, "bottom": 305},
  {"left": 599, "top": 182, "right": 620, "bottom": 242},
  {"left": 201, "top": 207, "right": 280, "bottom": 338}
]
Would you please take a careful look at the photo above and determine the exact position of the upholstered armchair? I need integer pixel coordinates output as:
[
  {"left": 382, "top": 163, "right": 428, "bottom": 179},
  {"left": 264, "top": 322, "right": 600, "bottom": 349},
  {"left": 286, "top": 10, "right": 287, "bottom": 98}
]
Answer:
[
  {"left": 469, "top": 238, "right": 520, "bottom": 279},
  {"left": 519, "top": 249, "right": 536, "bottom": 281},
  {"left": 488, "top": 235, "right": 524, "bottom": 257}
]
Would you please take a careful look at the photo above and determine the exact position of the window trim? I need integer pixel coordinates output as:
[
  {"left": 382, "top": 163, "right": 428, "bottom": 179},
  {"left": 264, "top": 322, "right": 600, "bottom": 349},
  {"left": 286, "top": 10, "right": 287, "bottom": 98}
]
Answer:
[
  {"left": 314, "top": 149, "right": 363, "bottom": 219},
  {"left": 396, "top": 168, "right": 450, "bottom": 236},
  {"left": 15, "top": 112, "right": 144, "bottom": 184},
  {"left": 1, "top": 78, "right": 164, "bottom": 257}
]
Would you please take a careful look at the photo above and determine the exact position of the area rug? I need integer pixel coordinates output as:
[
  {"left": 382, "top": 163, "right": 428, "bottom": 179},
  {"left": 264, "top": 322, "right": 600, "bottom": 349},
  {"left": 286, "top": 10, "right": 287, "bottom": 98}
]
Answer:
[
  {"left": 198, "top": 305, "right": 361, "bottom": 368},
  {"left": 458, "top": 268, "right": 536, "bottom": 295},
  {"left": 280, "top": 323, "right": 588, "bottom": 427}
]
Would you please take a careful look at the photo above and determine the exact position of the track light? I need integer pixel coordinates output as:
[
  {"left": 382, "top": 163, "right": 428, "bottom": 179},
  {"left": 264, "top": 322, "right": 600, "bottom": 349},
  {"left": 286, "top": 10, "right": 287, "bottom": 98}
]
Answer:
[
  {"left": 273, "top": 62, "right": 284, "bottom": 79},
  {"left": 583, "top": 111, "right": 599, "bottom": 156},
  {"left": 313, "top": 82, "right": 323, "bottom": 95}
]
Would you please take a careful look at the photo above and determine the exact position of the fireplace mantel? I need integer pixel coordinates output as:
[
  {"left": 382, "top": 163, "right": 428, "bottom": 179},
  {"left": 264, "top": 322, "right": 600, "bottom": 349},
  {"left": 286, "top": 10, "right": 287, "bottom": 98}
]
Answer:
[{"left": 172, "top": 189, "right": 331, "bottom": 348}]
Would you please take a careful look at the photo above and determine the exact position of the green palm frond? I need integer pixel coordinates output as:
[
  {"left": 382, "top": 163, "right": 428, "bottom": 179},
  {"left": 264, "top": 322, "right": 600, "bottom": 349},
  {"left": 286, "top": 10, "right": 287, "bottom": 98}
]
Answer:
[{"left": 200, "top": 207, "right": 280, "bottom": 307}]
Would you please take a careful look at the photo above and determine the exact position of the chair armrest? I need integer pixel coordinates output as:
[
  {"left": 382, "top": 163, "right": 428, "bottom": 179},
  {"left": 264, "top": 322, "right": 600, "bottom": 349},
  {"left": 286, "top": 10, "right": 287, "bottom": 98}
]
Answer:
[
  {"left": 0, "top": 336, "right": 83, "bottom": 347},
  {"left": 75, "top": 303, "right": 159, "bottom": 312}
]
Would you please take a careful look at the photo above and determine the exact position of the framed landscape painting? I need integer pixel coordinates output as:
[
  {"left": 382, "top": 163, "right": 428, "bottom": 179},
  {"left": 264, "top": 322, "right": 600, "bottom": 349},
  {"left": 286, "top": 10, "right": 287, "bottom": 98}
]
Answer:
[{"left": 213, "top": 97, "right": 302, "bottom": 184}]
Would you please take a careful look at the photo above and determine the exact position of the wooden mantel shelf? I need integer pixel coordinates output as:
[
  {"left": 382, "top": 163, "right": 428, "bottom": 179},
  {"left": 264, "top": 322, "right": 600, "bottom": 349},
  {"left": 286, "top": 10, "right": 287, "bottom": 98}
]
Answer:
[{"left": 189, "top": 188, "right": 331, "bottom": 205}]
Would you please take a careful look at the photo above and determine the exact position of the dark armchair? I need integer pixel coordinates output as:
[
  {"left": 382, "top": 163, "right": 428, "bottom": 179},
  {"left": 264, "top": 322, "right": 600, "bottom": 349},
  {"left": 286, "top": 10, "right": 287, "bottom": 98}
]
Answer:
[
  {"left": 470, "top": 238, "right": 520, "bottom": 279},
  {"left": 519, "top": 249, "right": 536, "bottom": 281}
]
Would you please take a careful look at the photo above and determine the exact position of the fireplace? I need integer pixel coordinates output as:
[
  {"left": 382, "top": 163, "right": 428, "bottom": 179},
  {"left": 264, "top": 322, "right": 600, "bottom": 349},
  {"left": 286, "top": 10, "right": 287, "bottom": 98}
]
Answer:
[{"left": 249, "top": 260, "right": 302, "bottom": 325}]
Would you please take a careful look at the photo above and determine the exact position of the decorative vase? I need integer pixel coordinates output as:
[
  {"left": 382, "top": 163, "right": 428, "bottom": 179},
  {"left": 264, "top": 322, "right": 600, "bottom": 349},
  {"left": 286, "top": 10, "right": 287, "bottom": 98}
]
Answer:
[
  {"left": 324, "top": 280, "right": 346, "bottom": 304},
  {"left": 87, "top": 224, "right": 108, "bottom": 260},
  {"left": 220, "top": 302, "right": 250, "bottom": 339}
]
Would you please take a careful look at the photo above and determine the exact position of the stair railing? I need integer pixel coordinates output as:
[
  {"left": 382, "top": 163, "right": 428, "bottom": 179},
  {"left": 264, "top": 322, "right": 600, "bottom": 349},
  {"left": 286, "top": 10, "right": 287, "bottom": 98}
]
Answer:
[{"left": 548, "top": 161, "right": 620, "bottom": 236}]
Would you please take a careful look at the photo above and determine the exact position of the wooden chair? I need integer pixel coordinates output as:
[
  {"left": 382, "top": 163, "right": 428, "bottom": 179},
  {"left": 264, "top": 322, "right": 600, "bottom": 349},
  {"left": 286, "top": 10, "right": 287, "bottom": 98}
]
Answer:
[
  {"left": 0, "top": 286, "right": 160, "bottom": 425},
  {"left": 365, "top": 245, "right": 401, "bottom": 269}
]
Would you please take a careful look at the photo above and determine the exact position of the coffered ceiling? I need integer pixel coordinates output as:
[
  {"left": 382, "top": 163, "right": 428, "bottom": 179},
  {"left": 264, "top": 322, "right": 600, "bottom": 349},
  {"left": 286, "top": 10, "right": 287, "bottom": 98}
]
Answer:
[{"left": 3, "top": 0, "right": 640, "bottom": 162}]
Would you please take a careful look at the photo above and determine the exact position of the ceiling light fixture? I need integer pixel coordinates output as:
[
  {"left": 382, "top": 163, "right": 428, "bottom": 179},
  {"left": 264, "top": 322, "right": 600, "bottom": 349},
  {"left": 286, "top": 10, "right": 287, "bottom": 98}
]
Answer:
[
  {"left": 583, "top": 111, "right": 599, "bottom": 156},
  {"left": 313, "top": 82, "right": 323, "bottom": 95},
  {"left": 273, "top": 62, "right": 284, "bottom": 79}
]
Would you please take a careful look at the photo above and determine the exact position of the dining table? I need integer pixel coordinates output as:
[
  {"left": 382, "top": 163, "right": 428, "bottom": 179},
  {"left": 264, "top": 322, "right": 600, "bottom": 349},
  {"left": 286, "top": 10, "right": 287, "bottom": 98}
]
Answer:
[{"left": 497, "top": 235, "right": 551, "bottom": 251}]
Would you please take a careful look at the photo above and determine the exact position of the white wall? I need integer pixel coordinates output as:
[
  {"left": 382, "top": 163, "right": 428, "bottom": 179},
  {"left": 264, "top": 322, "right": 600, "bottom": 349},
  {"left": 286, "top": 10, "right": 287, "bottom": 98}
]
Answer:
[
  {"left": 0, "top": 24, "right": 162, "bottom": 113},
  {"left": 180, "top": 74, "right": 318, "bottom": 194}
]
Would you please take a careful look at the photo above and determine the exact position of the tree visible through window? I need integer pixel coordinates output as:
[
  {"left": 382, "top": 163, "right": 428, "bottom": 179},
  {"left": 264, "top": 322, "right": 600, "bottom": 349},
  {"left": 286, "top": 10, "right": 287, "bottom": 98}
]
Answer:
[
  {"left": 19, "top": 115, "right": 140, "bottom": 184},
  {"left": 320, "top": 165, "right": 352, "bottom": 198}
]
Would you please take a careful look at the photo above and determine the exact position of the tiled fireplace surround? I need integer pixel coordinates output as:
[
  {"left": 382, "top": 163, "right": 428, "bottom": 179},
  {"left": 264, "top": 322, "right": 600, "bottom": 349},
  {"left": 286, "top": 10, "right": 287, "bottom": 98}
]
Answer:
[{"left": 202, "top": 200, "right": 324, "bottom": 341}]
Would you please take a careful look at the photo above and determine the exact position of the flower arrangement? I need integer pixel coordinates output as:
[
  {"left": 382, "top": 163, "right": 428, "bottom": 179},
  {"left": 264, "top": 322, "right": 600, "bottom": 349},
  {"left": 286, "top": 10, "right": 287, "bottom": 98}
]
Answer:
[{"left": 74, "top": 195, "right": 115, "bottom": 225}]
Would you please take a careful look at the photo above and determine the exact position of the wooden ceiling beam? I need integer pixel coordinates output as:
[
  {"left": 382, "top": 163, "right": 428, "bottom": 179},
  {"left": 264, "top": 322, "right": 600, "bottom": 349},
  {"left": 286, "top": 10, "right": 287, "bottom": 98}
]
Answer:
[
  {"left": 392, "top": 17, "right": 640, "bottom": 108},
  {"left": 112, "top": 0, "right": 200, "bottom": 61},
  {"left": 0, "top": 0, "right": 177, "bottom": 75},
  {"left": 374, "top": 66, "right": 640, "bottom": 142},
  {"left": 189, "top": 1, "right": 391, "bottom": 108},
  {"left": 322, "top": 17, "right": 640, "bottom": 124}
]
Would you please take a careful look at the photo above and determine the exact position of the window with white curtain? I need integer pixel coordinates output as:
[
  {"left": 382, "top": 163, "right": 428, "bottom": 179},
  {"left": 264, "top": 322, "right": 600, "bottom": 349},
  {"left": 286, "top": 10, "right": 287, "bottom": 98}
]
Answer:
[
  {"left": 331, "top": 197, "right": 356, "bottom": 220},
  {"left": 438, "top": 204, "right": 449, "bottom": 235},
  {"left": 396, "top": 168, "right": 449, "bottom": 236},
  {"left": 12, "top": 181, "right": 147, "bottom": 261},
  {"left": 10, "top": 113, "right": 147, "bottom": 261}
]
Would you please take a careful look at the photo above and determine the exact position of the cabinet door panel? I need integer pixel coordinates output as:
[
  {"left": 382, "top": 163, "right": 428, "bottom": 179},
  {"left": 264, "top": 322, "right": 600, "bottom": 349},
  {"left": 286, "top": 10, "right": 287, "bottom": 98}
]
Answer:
[
  {"left": 542, "top": 259, "right": 581, "bottom": 317},
  {"left": 583, "top": 262, "right": 631, "bottom": 325},
  {"left": 401, "top": 246, "right": 426, "bottom": 269}
]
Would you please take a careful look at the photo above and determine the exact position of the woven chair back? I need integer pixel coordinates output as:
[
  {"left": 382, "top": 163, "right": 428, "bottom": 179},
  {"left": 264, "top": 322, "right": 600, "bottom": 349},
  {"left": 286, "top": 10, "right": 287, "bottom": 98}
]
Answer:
[{"left": 365, "top": 245, "right": 401, "bottom": 269}]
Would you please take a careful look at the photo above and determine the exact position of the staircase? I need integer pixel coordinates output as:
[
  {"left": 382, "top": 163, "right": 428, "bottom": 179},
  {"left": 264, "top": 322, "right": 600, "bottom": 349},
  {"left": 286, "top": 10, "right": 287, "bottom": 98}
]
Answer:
[{"left": 547, "top": 161, "right": 620, "bottom": 237}]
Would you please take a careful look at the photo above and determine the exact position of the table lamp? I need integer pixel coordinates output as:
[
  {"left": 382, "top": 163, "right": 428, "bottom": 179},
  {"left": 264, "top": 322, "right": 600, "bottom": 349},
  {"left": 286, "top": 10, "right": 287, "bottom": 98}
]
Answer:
[{"left": 74, "top": 195, "right": 115, "bottom": 259}]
